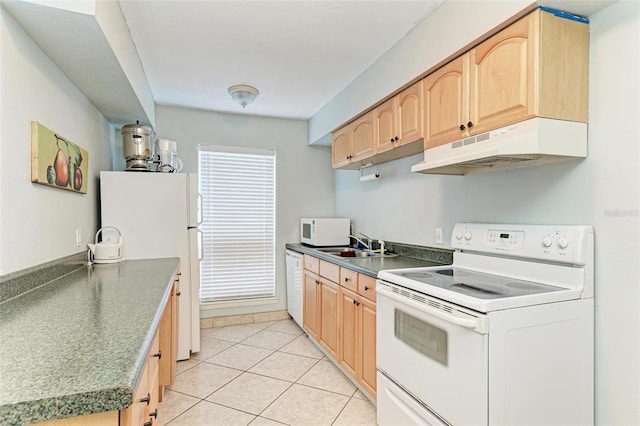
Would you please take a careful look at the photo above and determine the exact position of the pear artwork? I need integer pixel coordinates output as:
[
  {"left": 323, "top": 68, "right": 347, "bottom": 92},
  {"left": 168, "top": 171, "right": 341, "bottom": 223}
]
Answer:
[
  {"left": 32, "top": 121, "right": 89, "bottom": 194},
  {"left": 54, "top": 148, "right": 69, "bottom": 187},
  {"left": 49, "top": 134, "right": 82, "bottom": 189}
]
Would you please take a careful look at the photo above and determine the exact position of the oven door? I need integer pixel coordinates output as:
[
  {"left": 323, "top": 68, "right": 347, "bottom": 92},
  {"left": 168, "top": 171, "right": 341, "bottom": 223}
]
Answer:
[{"left": 377, "top": 280, "right": 489, "bottom": 426}]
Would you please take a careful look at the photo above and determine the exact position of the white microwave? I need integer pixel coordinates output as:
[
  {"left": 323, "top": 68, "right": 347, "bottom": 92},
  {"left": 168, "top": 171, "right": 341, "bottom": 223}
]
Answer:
[{"left": 300, "top": 218, "right": 350, "bottom": 247}]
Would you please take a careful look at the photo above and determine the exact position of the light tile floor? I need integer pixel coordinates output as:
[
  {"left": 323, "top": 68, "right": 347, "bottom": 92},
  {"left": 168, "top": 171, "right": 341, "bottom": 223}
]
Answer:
[{"left": 158, "top": 319, "right": 377, "bottom": 426}]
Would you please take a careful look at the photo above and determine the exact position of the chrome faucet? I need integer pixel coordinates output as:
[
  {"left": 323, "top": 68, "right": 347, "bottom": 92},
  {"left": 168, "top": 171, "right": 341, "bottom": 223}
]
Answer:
[
  {"left": 357, "top": 232, "right": 374, "bottom": 249},
  {"left": 349, "top": 234, "right": 370, "bottom": 250}
]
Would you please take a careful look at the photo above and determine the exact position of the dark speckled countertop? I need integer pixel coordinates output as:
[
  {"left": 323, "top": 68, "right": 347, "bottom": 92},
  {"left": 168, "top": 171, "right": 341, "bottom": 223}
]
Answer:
[
  {"left": 286, "top": 242, "right": 453, "bottom": 276},
  {"left": 0, "top": 258, "right": 179, "bottom": 426}
]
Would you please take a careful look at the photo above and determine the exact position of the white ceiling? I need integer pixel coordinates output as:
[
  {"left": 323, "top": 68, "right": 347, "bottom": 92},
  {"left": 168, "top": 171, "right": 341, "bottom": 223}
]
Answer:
[
  {"left": 4, "top": 0, "right": 615, "bottom": 126},
  {"left": 119, "top": 0, "right": 445, "bottom": 120}
]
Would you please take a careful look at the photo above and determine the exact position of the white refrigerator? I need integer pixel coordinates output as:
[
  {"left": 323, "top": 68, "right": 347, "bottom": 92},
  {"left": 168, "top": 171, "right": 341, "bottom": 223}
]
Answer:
[{"left": 100, "top": 171, "right": 202, "bottom": 360}]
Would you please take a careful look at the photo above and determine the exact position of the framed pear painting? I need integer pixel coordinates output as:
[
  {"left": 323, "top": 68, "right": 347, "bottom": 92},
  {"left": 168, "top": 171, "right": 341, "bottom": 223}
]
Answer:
[{"left": 31, "top": 121, "right": 89, "bottom": 194}]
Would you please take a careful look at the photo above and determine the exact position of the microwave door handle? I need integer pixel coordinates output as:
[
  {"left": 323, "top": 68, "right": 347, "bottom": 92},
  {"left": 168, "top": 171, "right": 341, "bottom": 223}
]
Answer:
[{"left": 377, "top": 284, "right": 479, "bottom": 330}]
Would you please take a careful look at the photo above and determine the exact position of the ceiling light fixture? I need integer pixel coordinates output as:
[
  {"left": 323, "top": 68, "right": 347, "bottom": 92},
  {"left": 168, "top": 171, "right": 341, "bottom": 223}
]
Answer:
[{"left": 228, "top": 85, "right": 259, "bottom": 108}]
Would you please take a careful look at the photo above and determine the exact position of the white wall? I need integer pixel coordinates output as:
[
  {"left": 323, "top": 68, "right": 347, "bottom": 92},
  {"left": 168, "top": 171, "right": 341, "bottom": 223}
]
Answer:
[
  {"left": 0, "top": 7, "right": 114, "bottom": 275},
  {"left": 154, "top": 105, "right": 335, "bottom": 317},
  {"left": 334, "top": 1, "right": 640, "bottom": 423}
]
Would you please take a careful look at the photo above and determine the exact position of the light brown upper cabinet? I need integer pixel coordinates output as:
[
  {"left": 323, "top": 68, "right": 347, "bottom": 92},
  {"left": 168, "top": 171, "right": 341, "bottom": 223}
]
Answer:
[
  {"left": 375, "top": 81, "right": 423, "bottom": 154},
  {"left": 331, "top": 125, "right": 352, "bottom": 169},
  {"left": 424, "top": 9, "right": 589, "bottom": 150},
  {"left": 423, "top": 54, "right": 469, "bottom": 150},
  {"left": 332, "top": 111, "right": 375, "bottom": 169}
]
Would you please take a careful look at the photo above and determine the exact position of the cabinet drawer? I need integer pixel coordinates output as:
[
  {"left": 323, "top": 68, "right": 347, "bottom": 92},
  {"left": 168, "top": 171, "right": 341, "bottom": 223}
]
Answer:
[
  {"left": 304, "top": 254, "right": 319, "bottom": 274},
  {"left": 340, "top": 267, "right": 358, "bottom": 293},
  {"left": 319, "top": 260, "right": 340, "bottom": 283},
  {"left": 358, "top": 274, "right": 377, "bottom": 303}
]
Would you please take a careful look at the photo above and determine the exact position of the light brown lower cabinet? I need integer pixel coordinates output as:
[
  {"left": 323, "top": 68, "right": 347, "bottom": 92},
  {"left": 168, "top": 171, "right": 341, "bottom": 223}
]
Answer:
[
  {"left": 302, "top": 254, "right": 377, "bottom": 400},
  {"left": 339, "top": 287, "right": 359, "bottom": 379},
  {"left": 159, "top": 279, "right": 179, "bottom": 400},
  {"left": 303, "top": 267, "right": 340, "bottom": 360},
  {"left": 319, "top": 279, "right": 340, "bottom": 360},
  {"left": 338, "top": 286, "right": 377, "bottom": 399},
  {"left": 303, "top": 270, "right": 320, "bottom": 340},
  {"left": 358, "top": 296, "right": 377, "bottom": 398}
]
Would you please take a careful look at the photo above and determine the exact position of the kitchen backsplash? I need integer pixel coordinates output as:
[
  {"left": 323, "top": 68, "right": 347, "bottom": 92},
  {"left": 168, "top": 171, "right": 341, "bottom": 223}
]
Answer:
[{"left": 383, "top": 241, "right": 453, "bottom": 264}]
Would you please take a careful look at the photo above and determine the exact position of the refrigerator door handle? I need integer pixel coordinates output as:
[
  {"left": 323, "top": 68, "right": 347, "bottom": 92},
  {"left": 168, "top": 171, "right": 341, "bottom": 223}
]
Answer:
[{"left": 197, "top": 229, "right": 203, "bottom": 261}]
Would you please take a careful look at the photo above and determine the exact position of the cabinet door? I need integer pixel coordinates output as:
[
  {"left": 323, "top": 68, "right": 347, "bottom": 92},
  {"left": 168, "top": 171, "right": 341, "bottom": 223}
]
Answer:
[
  {"left": 319, "top": 279, "right": 340, "bottom": 359},
  {"left": 148, "top": 369, "right": 160, "bottom": 425},
  {"left": 332, "top": 124, "right": 352, "bottom": 169},
  {"left": 374, "top": 97, "right": 397, "bottom": 154},
  {"left": 339, "top": 287, "right": 359, "bottom": 378},
  {"left": 359, "top": 297, "right": 377, "bottom": 399},
  {"left": 303, "top": 271, "right": 320, "bottom": 340},
  {"left": 423, "top": 54, "right": 469, "bottom": 150},
  {"left": 397, "top": 81, "right": 423, "bottom": 146},
  {"left": 351, "top": 111, "right": 375, "bottom": 162},
  {"left": 159, "top": 281, "right": 177, "bottom": 394},
  {"left": 469, "top": 12, "right": 536, "bottom": 135}
]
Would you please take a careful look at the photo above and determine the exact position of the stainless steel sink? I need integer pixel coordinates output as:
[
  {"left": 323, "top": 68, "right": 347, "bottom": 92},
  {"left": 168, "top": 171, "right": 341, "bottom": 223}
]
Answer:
[{"left": 316, "top": 247, "right": 398, "bottom": 258}]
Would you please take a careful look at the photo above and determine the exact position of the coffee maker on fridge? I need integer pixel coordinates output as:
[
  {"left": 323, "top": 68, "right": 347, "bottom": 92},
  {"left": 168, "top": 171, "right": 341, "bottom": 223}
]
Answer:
[{"left": 120, "top": 122, "right": 183, "bottom": 173}]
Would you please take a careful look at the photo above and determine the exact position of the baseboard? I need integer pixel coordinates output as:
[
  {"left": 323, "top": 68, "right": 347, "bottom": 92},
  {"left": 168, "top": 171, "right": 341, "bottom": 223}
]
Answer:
[{"left": 200, "top": 310, "right": 291, "bottom": 329}]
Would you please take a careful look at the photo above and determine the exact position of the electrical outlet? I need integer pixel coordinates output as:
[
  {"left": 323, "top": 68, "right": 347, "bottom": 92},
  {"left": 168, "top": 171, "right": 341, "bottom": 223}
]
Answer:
[
  {"left": 435, "top": 227, "right": 443, "bottom": 244},
  {"left": 75, "top": 229, "right": 81, "bottom": 247}
]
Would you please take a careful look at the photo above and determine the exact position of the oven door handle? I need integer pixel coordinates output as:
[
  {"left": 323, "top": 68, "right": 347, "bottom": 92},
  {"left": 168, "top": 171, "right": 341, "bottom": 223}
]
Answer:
[{"left": 377, "top": 285, "right": 480, "bottom": 330}]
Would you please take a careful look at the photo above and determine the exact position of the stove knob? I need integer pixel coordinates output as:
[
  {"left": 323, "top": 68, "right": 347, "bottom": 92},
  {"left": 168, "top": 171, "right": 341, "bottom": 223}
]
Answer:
[
  {"left": 558, "top": 237, "right": 569, "bottom": 249},
  {"left": 464, "top": 231, "right": 472, "bottom": 241},
  {"left": 542, "top": 236, "right": 552, "bottom": 248},
  {"left": 455, "top": 232, "right": 463, "bottom": 240}
]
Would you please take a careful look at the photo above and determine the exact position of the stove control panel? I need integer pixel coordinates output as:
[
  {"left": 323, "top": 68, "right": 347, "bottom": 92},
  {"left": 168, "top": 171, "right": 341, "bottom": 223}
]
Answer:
[
  {"left": 485, "top": 229, "right": 525, "bottom": 248},
  {"left": 451, "top": 223, "right": 593, "bottom": 265}
]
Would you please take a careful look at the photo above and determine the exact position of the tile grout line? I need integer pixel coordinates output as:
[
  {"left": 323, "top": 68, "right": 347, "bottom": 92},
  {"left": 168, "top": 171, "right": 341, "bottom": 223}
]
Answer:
[
  {"left": 168, "top": 331, "right": 316, "bottom": 423},
  {"left": 166, "top": 321, "right": 372, "bottom": 425},
  {"left": 252, "top": 354, "right": 323, "bottom": 424},
  {"left": 198, "top": 329, "right": 323, "bottom": 425}
]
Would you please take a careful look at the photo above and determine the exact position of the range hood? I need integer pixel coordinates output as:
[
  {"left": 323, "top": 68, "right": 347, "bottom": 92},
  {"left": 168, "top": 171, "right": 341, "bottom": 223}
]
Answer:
[{"left": 411, "top": 118, "right": 587, "bottom": 175}]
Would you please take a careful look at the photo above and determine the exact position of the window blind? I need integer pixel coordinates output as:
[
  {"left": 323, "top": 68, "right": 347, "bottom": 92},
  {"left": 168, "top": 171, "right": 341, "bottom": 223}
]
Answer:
[{"left": 198, "top": 145, "right": 276, "bottom": 302}]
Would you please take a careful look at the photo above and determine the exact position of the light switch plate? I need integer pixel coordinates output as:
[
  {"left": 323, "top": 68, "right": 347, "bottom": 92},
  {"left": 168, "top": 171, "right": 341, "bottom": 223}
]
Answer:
[{"left": 435, "top": 228, "right": 443, "bottom": 244}]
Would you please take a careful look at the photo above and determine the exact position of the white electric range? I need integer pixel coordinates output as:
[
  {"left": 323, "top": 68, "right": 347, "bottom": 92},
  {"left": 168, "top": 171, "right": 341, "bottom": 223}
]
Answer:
[{"left": 376, "top": 223, "right": 594, "bottom": 426}]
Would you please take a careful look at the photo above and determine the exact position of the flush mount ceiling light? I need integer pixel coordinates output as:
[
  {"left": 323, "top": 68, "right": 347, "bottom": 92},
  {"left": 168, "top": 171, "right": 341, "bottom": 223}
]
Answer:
[{"left": 228, "top": 85, "right": 259, "bottom": 108}]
